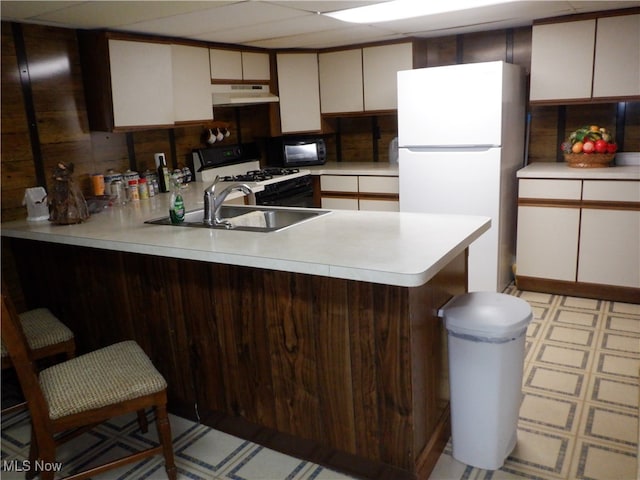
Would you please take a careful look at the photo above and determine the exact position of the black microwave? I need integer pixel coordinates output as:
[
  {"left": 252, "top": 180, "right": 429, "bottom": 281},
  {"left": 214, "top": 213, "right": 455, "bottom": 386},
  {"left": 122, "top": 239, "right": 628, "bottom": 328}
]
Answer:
[{"left": 266, "top": 136, "right": 327, "bottom": 167}]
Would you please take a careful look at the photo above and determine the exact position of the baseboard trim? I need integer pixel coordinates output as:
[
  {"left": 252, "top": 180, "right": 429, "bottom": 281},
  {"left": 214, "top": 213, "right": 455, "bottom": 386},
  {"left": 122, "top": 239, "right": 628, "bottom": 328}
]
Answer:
[{"left": 516, "top": 276, "right": 640, "bottom": 304}]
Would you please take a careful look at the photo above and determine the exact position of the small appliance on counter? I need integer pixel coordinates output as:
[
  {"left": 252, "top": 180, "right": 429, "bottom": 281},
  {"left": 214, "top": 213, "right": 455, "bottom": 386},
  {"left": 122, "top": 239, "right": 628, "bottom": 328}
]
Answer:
[{"left": 266, "top": 136, "right": 327, "bottom": 167}]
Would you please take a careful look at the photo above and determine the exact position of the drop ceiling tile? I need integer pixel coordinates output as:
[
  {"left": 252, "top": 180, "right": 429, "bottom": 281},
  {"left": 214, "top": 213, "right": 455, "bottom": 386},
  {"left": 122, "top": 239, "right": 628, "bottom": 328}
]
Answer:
[
  {"left": 0, "top": 1, "right": 77, "bottom": 21},
  {"left": 376, "top": 2, "right": 575, "bottom": 37},
  {"left": 246, "top": 25, "right": 406, "bottom": 49},
  {"left": 2, "top": 0, "right": 639, "bottom": 49},
  {"left": 124, "top": 2, "right": 307, "bottom": 38},
  {"left": 268, "top": 1, "right": 387, "bottom": 14},
  {"left": 12, "top": 1, "right": 229, "bottom": 29},
  {"left": 193, "top": 10, "right": 344, "bottom": 44}
]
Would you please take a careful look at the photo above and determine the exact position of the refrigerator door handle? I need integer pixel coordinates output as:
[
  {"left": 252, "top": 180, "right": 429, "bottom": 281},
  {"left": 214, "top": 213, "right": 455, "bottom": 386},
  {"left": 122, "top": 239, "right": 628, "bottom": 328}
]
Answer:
[{"left": 402, "top": 145, "right": 499, "bottom": 152}]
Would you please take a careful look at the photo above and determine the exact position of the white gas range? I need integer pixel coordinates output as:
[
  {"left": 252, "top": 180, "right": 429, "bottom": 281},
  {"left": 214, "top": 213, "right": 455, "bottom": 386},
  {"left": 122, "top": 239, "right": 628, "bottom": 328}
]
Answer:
[{"left": 192, "top": 144, "right": 314, "bottom": 207}]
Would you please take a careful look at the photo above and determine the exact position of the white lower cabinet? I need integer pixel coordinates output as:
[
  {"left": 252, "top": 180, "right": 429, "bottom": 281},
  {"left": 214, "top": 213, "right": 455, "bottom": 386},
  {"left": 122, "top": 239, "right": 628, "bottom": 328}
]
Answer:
[
  {"left": 516, "top": 174, "right": 640, "bottom": 298},
  {"left": 321, "top": 197, "right": 359, "bottom": 210},
  {"left": 578, "top": 209, "right": 640, "bottom": 288},
  {"left": 578, "top": 180, "right": 640, "bottom": 288},
  {"left": 320, "top": 174, "right": 399, "bottom": 211},
  {"left": 516, "top": 206, "right": 580, "bottom": 281},
  {"left": 320, "top": 175, "right": 358, "bottom": 193},
  {"left": 358, "top": 175, "right": 399, "bottom": 195},
  {"left": 359, "top": 199, "right": 400, "bottom": 212}
]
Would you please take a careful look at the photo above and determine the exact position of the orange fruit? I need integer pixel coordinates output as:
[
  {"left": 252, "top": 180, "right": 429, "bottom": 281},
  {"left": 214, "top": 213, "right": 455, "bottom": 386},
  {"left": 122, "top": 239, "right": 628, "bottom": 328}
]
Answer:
[
  {"left": 572, "top": 142, "right": 583, "bottom": 153},
  {"left": 589, "top": 125, "right": 600, "bottom": 132}
]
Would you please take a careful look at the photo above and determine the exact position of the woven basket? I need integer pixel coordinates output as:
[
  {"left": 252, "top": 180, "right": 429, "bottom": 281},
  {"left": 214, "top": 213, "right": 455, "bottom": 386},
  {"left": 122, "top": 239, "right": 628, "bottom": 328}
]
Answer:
[{"left": 563, "top": 153, "right": 615, "bottom": 168}]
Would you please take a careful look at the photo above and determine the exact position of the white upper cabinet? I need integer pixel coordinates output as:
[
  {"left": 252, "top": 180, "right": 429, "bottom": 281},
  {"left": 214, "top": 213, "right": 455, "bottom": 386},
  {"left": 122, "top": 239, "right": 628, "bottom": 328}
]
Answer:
[
  {"left": 318, "top": 42, "right": 413, "bottom": 114},
  {"left": 530, "top": 13, "right": 640, "bottom": 102},
  {"left": 241, "top": 52, "right": 270, "bottom": 81},
  {"left": 530, "top": 20, "right": 595, "bottom": 101},
  {"left": 319, "top": 49, "right": 364, "bottom": 113},
  {"left": 210, "top": 49, "right": 270, "bottom": 81},
  {"left": 363, "top": 43, "right": 412, "bottom": 111},
  {"left": 109, "top": 39, "right": 175, "bottom": 128},
  {"left": 172, "top": 44, "right": 213, "bottom": 122},
  {"left": 318, "top": 48, "right": 364, "bottom": 113},
  {"left": 276, "top": 53, "right": 321, "bottom": 133},
  {"left": 592, "top": 14, "right": 640, "bottom": 98},
  {"left": 209, "top": 49, "right": 243, "bottom": 80}
]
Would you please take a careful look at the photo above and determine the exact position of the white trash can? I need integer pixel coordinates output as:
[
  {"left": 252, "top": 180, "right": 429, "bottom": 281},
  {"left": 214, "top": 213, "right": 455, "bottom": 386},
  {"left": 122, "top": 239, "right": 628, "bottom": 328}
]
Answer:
[{"left": 438, "top": 292, "right": 532, "bottom": 470}]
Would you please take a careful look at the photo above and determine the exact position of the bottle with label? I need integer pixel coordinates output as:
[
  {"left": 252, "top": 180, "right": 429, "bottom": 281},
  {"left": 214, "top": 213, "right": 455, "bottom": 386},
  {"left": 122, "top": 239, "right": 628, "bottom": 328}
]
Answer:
[
  {"left": 138, "top": 177, "right": 149, "bottom": 199},
  {"left": 127, "top": 179, "right": 140, "bottom": 202},
  {"left": 155, "top": 153, "right": 171, "bottom": 193},
  {"left": 169, "top": 175, "right": 185, "bottom": 224}
]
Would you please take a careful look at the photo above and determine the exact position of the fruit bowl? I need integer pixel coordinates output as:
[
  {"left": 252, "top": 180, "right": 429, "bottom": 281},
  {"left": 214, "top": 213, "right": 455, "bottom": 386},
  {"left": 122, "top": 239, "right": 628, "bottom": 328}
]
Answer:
[
  {"left": 561, "top": 125, "right": 617, "bottom": 168},
  {"left": 563, "top": 152, "right": 615, "bottom": 168}
]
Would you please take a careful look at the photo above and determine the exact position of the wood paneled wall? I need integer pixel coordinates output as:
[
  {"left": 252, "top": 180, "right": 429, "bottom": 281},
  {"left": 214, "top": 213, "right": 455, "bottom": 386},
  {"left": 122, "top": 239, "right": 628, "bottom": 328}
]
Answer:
[
  {"left": 529, "top": 103, "right": 640, "bottom": 163},
  {"left": 0, "top": 22, "right": 273, "bottom": 223},
  {"left": 2, "top": 21, "right": 639, "bottom": 224},
  {"left": 2, "top": 23, "right": 39, "bottom": 222}
]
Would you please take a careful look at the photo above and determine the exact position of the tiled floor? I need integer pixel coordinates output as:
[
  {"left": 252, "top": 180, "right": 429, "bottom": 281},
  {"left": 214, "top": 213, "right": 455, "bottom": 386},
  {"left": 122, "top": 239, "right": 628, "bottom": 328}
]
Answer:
[
  {"left": 1, "top": 286, "right": 638, "bottom": 479},
  {"left": 430, "top": 286, "right": 639, "bottom": 480}
]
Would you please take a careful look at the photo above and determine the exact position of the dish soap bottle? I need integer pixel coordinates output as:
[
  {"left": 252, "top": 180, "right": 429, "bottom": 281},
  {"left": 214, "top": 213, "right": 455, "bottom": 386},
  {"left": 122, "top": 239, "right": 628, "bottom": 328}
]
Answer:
[{"left": 169, "top": 175, "right": 185, "bottom": 224}]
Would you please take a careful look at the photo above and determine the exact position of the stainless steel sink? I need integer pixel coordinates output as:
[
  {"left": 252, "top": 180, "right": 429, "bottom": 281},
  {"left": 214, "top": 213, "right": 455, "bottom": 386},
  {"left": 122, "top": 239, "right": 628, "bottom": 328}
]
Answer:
[{"left": 145, "top": 205, "right": 330, "bottom": 232}]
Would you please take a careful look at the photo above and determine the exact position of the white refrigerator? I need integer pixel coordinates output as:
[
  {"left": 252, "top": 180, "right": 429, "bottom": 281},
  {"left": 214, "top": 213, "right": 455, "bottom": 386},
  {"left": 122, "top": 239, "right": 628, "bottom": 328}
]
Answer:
[{"left": 398, "top": 61, "right": 525, "bottom": 292}]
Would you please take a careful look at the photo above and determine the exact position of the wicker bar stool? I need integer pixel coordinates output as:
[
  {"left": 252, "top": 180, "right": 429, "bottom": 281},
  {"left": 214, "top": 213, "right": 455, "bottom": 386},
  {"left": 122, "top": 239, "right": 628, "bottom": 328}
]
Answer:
[
  {"left": 2, "top": 306, "right": 76, "bottom": 415},
  {"left": 1, "top": 293, "right": 177, "bottom": 480}
]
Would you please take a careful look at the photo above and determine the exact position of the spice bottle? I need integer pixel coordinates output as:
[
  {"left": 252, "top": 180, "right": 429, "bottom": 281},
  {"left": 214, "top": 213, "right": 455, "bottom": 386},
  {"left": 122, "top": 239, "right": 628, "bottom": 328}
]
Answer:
[
  {"left": 111, "top": 179, "right": 126, "bottom": 205},
  {"left": 138, "top": 178, "right": 149, "bottom": 199},
  {"left": 127, "top": 179, "right": 140, "bottom": 202}
]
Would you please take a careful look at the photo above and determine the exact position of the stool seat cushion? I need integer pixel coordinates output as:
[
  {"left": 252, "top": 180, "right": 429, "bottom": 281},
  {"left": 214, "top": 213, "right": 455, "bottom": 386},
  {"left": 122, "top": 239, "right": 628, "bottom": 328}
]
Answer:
[
  {"left": 1, "top": 308, "right": 74, "bottom": 358},
  {"left": 39, "top": 340, "right": 167, "bottom": 420}
]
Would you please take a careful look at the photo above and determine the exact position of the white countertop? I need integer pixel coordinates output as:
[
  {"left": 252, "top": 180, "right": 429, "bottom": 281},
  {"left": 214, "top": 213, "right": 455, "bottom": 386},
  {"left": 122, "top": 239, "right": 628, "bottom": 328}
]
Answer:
[
  {"left": 308, "top": 162, "right": 399, "bottom": 176},
  {"left": 517, "top": 163, "right": 640, "bottom": 180},
  {"left": 1, "top": 181, "right": 489, "bottom": 288}
]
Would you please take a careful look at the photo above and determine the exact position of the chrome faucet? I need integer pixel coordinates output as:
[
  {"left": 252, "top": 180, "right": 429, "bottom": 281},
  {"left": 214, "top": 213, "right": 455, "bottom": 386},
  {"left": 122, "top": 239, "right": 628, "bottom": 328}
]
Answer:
[{"left": 203, "top": 176, "right": 252, "bottom": 228}]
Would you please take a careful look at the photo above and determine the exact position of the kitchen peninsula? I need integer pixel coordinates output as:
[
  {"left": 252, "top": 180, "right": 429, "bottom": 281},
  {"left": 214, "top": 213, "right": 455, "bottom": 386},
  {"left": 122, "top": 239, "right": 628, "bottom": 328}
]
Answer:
[{"left": 1, "top": 184, "right": 489, "bottom": 479}]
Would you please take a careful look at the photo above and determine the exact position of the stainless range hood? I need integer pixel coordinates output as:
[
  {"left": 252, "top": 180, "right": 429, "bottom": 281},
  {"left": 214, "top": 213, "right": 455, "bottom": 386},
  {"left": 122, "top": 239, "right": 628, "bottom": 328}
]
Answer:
[{"left": 212, "top": 84, "right": 279, "bottom": 107}]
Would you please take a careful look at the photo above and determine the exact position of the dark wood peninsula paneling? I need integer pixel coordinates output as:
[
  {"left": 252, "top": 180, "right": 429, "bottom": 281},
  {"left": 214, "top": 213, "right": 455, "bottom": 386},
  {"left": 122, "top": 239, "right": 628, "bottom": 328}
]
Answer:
[{"left": 7, "top": 237, "right": 466, "bottom": 479}]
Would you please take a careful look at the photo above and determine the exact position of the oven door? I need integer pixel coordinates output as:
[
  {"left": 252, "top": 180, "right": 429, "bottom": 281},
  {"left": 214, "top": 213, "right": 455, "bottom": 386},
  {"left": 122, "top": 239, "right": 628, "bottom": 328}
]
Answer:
[{"left": 254, "top": 176, "right": 315, "bottom": 208}]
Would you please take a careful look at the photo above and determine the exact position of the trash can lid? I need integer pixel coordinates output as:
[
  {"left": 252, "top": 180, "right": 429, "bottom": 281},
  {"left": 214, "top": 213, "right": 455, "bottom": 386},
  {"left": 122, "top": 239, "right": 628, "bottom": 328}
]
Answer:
[{"left": 440, "top": 292, "right": 532, "bottom": 339}]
